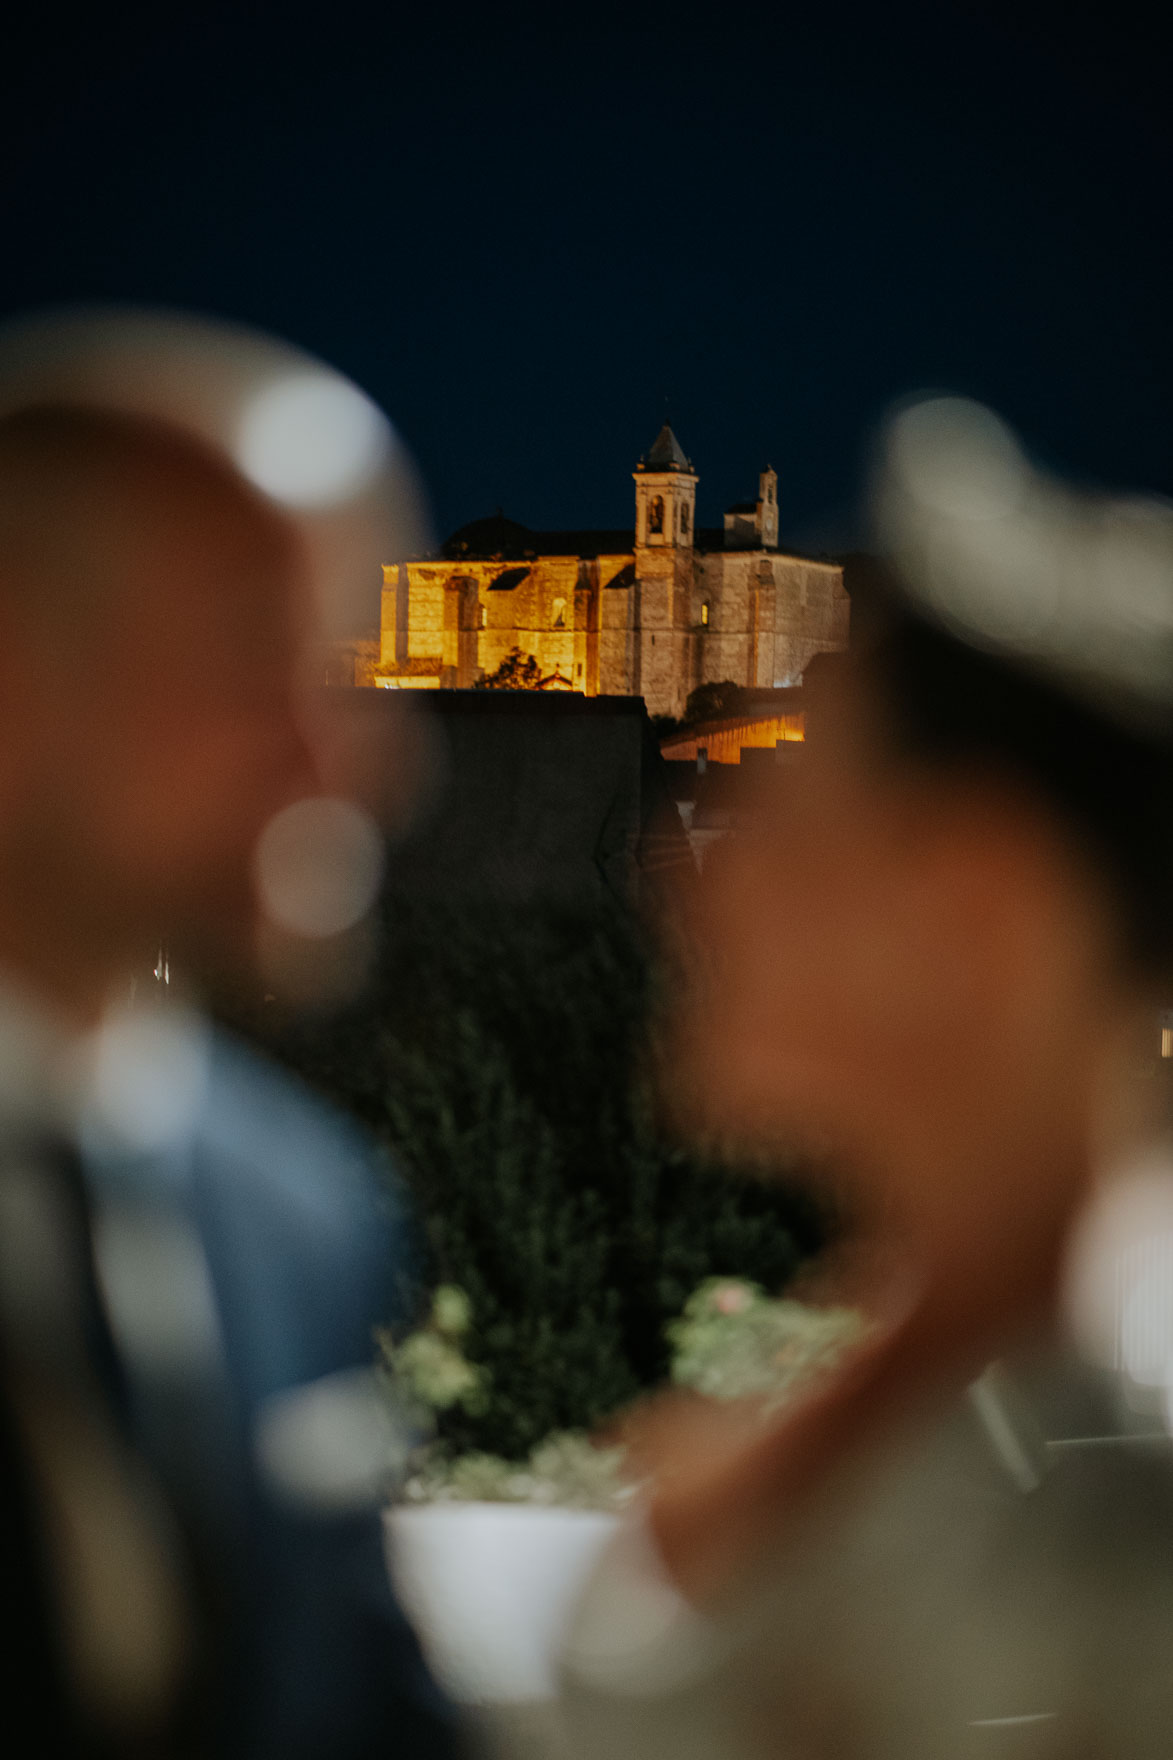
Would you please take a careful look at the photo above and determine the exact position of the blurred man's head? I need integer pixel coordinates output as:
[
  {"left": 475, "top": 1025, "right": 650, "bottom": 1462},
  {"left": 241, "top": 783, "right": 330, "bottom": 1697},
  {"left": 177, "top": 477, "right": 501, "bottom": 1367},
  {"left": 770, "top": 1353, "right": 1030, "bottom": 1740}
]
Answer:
[
  {"left": 679, "top": 587, "right": 1173, "bottom": 1306},
  {"left": 0, "top": 404, "right": 322, "bottom": 1012}
]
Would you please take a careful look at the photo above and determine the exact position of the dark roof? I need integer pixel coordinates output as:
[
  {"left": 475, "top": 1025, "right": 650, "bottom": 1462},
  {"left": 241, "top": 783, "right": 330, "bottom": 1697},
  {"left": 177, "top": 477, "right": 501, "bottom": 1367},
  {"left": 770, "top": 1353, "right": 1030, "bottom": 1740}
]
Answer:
[
  {"left": 443, "top": 515, "right": 841, "bottom": 566},
  {"left": 529, "top": 528, "right": 634, "bottom": 557},
  {"left": 636, "top": 423, "right": 694, "bottom": 474},
  {"left": 443, "top": 514, "right": 633, "bottom": 560},
  {"left": 442, "top": 513, "right": 533, "bottom": 559},
  {"left": 694, "top": 526, "right": 838, "bottom": 563}
]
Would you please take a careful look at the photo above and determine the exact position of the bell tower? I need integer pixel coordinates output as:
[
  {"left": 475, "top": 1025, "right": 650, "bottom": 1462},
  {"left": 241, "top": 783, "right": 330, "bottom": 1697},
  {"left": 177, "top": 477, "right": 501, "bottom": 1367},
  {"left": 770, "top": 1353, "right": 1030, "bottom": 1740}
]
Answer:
[
  {"left": 634, "top": 423, "right": 697, "bottom": 551},
  {"left": 631, "top": 424, "right": 698, "bottom": 719}
]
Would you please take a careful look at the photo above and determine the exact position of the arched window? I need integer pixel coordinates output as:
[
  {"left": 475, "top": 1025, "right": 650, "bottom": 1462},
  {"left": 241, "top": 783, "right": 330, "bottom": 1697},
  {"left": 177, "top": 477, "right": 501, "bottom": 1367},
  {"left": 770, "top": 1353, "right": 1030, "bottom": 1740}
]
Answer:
[
  {"left": 680, "top": 501, "right": 690, "bottom": 535},
  {"left": 649, "top": 494, "right": 664, "bottom": 535},
  {"left": 552, "top": 597, "right": 567, "bottom": 629},
  {"left": 700, "top": 600, "right": 710, "bottom": 626}
]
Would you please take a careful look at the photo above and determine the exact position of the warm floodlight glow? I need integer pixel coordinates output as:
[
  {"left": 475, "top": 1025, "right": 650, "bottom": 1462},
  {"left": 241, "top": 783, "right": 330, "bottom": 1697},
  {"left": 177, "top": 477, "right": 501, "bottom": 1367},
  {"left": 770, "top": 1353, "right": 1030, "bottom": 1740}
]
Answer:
[
  {"left": 253, "top": 795, "right": 384, "bottom": 939},
  {"left": 237, "top": 372, "right": 390, "bottom": 509}
]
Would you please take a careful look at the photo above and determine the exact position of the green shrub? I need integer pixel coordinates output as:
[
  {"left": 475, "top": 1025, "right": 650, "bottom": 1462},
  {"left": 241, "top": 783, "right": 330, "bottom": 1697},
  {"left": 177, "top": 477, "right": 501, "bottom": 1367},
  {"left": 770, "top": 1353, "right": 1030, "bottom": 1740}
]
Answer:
[{"left": 257, "top": 897, "right": 827, "bottom": 1461}]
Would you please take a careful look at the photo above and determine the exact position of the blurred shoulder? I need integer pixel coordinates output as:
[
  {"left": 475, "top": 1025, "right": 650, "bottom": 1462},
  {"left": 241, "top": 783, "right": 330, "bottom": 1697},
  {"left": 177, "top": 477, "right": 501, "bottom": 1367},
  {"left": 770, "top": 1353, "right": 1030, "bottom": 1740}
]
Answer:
[
  {"left": 196, "top": 1025, "right": 389, "bottom": 1205},
  {"left": 186, "top": 1028, "right": 419, "bottom": 1367}
]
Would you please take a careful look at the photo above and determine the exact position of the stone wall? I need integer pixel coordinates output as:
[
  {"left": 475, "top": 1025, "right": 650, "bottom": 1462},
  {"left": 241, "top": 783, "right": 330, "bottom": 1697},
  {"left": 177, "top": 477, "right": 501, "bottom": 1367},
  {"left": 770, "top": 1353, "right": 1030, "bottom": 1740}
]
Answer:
[
  {"left": 694, "top": 551, "right": 849, "bottom": 689},
  {"left": 382, "top": 558, "right": 587, "bottom": 687},
  {"left": 375, "top": 544, "right": 848, "bottom": 709},
  {"left": 630, "top": 546, "right": 696, "bottom": 718},
  {"left": 597, "top": 562, "right": 638, "bottom": 698}
]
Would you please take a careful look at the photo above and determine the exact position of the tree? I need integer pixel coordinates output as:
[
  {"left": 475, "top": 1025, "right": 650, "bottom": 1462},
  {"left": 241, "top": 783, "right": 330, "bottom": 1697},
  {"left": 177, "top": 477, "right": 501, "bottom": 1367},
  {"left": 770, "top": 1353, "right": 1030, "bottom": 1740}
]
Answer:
[
  {"left": 682, "top": 679, "right": 746, "bottom": 725},
  {"left": 476, "top": 647, "right": 543, "bottom": 690}
]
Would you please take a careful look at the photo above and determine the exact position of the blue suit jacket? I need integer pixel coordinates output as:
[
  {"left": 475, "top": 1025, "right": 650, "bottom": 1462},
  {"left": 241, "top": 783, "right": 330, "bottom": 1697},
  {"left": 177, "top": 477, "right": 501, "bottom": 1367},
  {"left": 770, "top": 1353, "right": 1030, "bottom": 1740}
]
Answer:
[{"left": 84, "top": 1026, "right": 466, "bottom": 1760}]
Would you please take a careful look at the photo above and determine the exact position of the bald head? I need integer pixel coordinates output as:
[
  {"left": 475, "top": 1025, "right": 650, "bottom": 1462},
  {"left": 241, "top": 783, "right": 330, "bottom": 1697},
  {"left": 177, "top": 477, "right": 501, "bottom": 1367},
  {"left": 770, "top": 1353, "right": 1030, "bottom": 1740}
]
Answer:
[{"left": 0, "top": 403, "right": 302, "bottom": 628}]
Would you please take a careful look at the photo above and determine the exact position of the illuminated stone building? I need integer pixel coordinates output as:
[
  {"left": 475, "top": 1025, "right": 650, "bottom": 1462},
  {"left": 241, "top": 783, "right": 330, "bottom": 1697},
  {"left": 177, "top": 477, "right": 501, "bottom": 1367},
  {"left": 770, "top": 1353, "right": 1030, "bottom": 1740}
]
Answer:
[{"left": 373, "top": 425, "right": 850, "bottom": 719}]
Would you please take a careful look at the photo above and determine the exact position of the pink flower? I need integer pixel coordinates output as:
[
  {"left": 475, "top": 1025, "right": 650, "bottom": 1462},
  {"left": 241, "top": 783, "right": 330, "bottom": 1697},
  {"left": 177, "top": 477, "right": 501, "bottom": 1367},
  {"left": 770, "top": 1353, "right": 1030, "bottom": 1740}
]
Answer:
[{"left": 712, "top": 1283, "right": 752, "bottom": 1315}]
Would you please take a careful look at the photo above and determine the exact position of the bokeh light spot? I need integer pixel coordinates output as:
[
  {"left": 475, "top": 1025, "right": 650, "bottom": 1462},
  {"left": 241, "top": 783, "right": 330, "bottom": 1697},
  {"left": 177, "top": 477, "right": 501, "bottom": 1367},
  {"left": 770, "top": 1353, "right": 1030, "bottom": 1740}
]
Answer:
[
  {"left": 237, "top": 372, "right": 389, "bottom": 508},
  {"left": 254, "top": 795, "right": 384, "bottom": 939}
]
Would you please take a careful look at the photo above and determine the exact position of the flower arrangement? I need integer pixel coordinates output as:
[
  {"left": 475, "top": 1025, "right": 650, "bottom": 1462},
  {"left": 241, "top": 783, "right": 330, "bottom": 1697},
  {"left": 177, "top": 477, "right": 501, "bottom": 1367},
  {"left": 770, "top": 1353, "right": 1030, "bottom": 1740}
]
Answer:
[
  {"left": 379, "top": 1285, "right": 632, "bottom": 1510},
  {"left": 666, "top": 1277, "right": 864, "bottom": 1410},
  {"left": 381, "top": 1277, "right": 862, "bottom": 1509}
]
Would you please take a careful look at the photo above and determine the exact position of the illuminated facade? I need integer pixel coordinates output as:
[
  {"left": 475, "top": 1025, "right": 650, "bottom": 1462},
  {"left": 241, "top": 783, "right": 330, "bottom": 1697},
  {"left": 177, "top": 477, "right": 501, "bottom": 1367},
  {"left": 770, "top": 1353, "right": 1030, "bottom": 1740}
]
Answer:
[{"left": 372, "top": 425, "right": 850, "bottom": 719}]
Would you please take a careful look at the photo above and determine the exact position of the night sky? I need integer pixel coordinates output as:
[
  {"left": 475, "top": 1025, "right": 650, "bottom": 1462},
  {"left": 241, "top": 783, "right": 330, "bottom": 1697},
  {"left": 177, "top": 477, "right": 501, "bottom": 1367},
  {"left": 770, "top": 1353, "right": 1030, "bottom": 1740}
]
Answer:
[{"left": 2, "top": 2, "right": 1169, "bottom": 552}]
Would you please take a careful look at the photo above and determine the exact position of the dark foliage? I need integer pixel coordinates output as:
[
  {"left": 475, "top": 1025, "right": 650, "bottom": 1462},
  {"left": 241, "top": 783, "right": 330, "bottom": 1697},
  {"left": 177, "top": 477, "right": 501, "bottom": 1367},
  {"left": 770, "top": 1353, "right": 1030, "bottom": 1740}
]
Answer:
[
  {"left": 682, "top": 680, "right": 747, "bottom": 725},
  {"left": 475, "top": 647, "right": 543, "bottom": 690},
  {"left": 237, "top": 899, "right": 826, "bottom": 1460}
]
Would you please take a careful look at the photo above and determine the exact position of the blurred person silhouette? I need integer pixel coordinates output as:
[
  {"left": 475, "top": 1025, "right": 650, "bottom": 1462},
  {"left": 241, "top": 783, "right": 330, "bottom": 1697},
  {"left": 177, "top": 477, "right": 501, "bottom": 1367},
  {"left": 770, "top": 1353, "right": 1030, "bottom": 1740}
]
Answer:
[
  {"left": 0, "top": 314, "right": 465, "bottom": 1759},
  {"left": 560, "top": 398, "right": 1173, "bottom": 1758}
]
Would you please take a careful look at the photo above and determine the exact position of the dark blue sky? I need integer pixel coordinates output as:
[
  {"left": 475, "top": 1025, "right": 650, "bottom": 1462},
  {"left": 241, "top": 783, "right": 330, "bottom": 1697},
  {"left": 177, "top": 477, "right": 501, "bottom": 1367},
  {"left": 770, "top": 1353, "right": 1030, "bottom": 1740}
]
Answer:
[{"left": 2, "top": 2, "right": 1169, "bottom": 550}]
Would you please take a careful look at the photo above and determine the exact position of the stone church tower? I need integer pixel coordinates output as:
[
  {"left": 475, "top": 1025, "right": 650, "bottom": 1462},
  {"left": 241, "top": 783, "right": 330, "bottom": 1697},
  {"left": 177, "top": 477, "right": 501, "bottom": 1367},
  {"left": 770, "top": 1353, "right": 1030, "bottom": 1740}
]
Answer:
[
  {"left": 631, "top": 424, "right": 697, "bottom": 713},
  {"left": 633, "top": 423, "right": 698, "bottom": 549}
]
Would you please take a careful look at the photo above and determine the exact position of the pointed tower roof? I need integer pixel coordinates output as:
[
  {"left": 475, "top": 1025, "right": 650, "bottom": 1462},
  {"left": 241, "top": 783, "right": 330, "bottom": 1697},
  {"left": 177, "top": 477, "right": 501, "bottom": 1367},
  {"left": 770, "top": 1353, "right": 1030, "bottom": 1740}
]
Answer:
[{"left": 637, "top": 423, "right": 694, "bottom": 473}]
